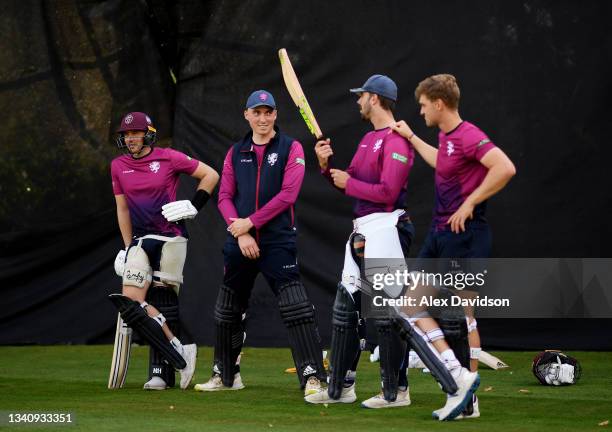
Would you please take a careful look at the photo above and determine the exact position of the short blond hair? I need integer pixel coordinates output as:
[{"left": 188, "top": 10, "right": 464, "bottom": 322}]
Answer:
[{"left": 415, "top": 74, "right": 460, "bottom": 110}]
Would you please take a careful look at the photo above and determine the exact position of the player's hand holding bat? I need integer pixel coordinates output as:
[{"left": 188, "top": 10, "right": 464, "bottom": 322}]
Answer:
[{"left": 314, "top": 138, "right": 333, "bottom": 170}]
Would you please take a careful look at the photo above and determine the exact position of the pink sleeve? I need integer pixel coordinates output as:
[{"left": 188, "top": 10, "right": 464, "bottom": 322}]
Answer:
[
  {"left": 168, "top": 148, "right": 199, "bottom": 175},
  {"left": 111, "top": 161, "right": 123, "bottom": 195},
  {"left": 345, "top": 135, "right": 413, "bottom": 204},
  {"left": 463, "top": 130, "right": 496, "bottom": 161},
  {"left": 217, "top": 148, "right": 240, "bottom": 226},
  {"left": 249, "top": 141, "right": 305, "bottom": 229},
  {"left": 320, "top": 149, "right": 358, "bottom": 193}
]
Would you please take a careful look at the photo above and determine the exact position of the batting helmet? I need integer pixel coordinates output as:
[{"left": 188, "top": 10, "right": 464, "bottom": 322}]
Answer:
[
  {"left": 532, "top": 350, "right": 581, "bottom": 386},
  {"left": 116, "top": 112, "right": 157, "bottom": 151}
]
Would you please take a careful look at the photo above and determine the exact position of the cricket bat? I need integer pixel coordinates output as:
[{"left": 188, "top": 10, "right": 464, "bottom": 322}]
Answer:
[{"left": 278, "top": 48, "right": 323, "bottom": 140}]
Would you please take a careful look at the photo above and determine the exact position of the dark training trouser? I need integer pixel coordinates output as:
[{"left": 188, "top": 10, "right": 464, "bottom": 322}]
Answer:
[{"left": 213, "top": 241, "right": 326, "bottom": 387}]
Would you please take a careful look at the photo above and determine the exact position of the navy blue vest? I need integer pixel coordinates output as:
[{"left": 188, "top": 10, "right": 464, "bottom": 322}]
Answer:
[{"left": 229, "top": 128, "right": 297, "bottom": 245}]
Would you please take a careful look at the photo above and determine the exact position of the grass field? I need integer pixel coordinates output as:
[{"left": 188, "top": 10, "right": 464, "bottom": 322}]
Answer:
[{"left": 0, "top": 346, "right": 610, "bottom": 431}]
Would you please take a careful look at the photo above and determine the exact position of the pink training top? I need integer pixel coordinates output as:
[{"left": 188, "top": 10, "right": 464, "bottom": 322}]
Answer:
[
  {"left": 218, "top": 140, "right": 305, "bottom": 229},
  {"left": 433, "top": 121, "right": 496, "bottom": 230},
  {"left": 322, "top": 128, "right": 414, "bottom": 217},
  {"left": 111, "top": 147, "right": 199, "bottom": 237}
]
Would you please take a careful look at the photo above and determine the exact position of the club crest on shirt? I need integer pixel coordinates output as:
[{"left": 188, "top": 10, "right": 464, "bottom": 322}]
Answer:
[
  {"left": 149, "top": 161, "right": 160, "bottom": 173},
  {"left": 373, "top": 139, "right": 383, "bottom": 152},
  {"left": 446, "top": 141, "right": 455, "bottom": 156},
  {"left": 267, "top": 152, "right": 278, "bottom": 166}
]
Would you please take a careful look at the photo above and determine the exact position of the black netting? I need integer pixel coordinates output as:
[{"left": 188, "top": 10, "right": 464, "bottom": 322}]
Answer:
[{"left": 1, "top": 0, "right": 611, "bottom": 347}]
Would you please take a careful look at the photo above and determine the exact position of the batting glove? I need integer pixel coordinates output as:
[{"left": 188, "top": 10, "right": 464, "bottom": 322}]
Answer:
[{"left": 162, "top": 200, "right": 198, "bottom": 222}]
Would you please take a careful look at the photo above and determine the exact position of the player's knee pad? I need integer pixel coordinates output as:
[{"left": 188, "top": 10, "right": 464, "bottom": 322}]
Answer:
[
  {"left": 123, "top": 243, "right": 152, "bottom": 288},
  {"left": 439, "top": 306, "right": 470, "bottom": 369},
  {"left": 375, "top": 319, "right": 407, "bottom": 402},
  {"left": 213, "top": 285, "right": 244, "bottom": 387},
  {"left": 108, "top": 294, "right": 186, "bottom": 370},
  {"left": 278, "top": 280, "right": 315, "bottom": 326},
  {"left": 278, "top": 281, "right": 325, "bottom": 385},
  {"left": 155, "top": 237, "right": 187, "bottom": 292},
  {"left": 328, "top": 284, "right": 361, "bottom": 399}
]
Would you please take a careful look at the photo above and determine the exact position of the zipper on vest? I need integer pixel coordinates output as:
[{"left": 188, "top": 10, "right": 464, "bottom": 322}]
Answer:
[{"left": 254, "top": 154, "right": 263, "bottom": 244}]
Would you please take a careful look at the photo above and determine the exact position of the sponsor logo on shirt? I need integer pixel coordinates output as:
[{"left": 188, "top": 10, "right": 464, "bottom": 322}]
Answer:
[
  {"left": 477, "top": 139, "right": 490, "bottom": 148},
  {"left": 295, "top": 157, "right": 305, "bottom": 166},
  {"left": 446, "top": 141, "right": 455, "bottom": 156},
  {"left": 149, "top": 161, "right": 160, "bottom": 173},
  {"left": 122, "top": 170, "right": 134, "bottom": 174},
  {"left": 267, "top": 152, "right": 278, "bottom": 166},
  {"left": 392, "top": 152, "right": 408, "bottom": 163},
  {"left": 373, "top": 139, "right": 383, "bottom": 152},
  {"left": 240, "top": 158, "right": 253, "bottom": 163}
]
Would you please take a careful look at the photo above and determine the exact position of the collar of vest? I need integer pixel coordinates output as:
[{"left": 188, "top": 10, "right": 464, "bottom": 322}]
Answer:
[{"left": 238, "top": 126, "right": 281, "bottom": 153}]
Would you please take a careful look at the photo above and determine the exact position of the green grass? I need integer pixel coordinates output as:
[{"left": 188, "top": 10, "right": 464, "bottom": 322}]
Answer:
[{"left": 0, "top": 346, "right": 610, "bottom": 431}]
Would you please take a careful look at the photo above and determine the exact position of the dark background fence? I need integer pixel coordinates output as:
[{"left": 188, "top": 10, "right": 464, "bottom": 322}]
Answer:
[{"left": 1, "top": 0, "right": 610, "bottom": 349}]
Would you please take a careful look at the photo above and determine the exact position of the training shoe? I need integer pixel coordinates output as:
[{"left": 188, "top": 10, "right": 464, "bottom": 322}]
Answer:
[
  {"left": 434, "top": 367, "right": 480, "bottom": 421},
  {"left": 304, "top": 376, "right": 323, "bottom": 396},
  {"left": 179, "top": 344, "right": 197, "bottom": 390},
  {"left": 304, "top": 384, "right": 357, "bottom": 404},
  {"left": 143, "top": 376, "right": 168, "bottom": 390},
  {"left": 433, "top": 394, "right": 480, "bottom": 420},
  {"left": 194, "top": 373, "right": 245, "bottom": 391},
  {"left": 361, "top": 387, "right": 411, "bottom": 409},
  {"left": 457, "top": 395, "right": 480, "bottom": 419}
]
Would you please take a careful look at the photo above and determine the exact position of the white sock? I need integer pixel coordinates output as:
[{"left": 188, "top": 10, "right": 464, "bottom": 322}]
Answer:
[{"left": 440, "top": 349, "right": 462, "bottom": 378}]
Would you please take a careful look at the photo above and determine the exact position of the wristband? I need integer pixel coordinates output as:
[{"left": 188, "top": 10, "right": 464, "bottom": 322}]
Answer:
[{"left": 191, "top": 189, "right": 210, "bottom": 211}]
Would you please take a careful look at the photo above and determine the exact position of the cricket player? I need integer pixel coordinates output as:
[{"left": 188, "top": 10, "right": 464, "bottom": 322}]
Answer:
[
  {"left": 391, "top": 74, "right": 516, "bottom": 419},
  {"left": 109, "top": 111, "right": 219, "bottom": 390},
  {"left": 304, "top": 74, "right": 416, "bottom": 409},
  {"left": 305, "top": 75, "right": 481, "bottom": 421},
  {"left": 193, "top": 90, "right": 327, "bottom": 396}
]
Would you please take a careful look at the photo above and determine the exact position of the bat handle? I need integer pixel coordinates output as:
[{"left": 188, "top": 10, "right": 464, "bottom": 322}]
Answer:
[{"left": 314, "top": 135, "right": 333, "bottom": 169}]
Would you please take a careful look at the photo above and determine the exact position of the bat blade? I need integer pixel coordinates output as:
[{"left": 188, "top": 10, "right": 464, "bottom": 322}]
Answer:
[{"left": 278, "top": 48, "right": 323, "bottom": 139}]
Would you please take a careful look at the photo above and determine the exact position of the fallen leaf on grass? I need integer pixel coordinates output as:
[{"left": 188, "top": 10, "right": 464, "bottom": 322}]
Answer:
[
  {"left": 169, "top": 405, "right": 175, "bottom": 410},
  {"left": 599, "top": 420, "right": 609, "bottom": 426},
  {"left": 484, "top": 386, "right": 493, "bottom": 392},
  {"left": 518, "top": 389, "right": 531, "bottom": 394}
]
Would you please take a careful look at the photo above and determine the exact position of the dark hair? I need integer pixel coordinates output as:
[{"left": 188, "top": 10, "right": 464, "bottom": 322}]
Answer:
[
  {"left": 376, "top": 94, "right": 396, "bottom": 112},
  {"left": 415, "top": 74, "right": 460, "bottom": 110}
]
